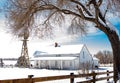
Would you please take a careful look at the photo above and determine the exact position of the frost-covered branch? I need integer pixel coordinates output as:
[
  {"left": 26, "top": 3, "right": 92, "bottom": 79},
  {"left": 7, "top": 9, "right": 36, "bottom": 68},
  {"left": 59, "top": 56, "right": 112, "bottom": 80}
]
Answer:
[{"left": 70, "top": 0, "right": 92, "bottom": 16}]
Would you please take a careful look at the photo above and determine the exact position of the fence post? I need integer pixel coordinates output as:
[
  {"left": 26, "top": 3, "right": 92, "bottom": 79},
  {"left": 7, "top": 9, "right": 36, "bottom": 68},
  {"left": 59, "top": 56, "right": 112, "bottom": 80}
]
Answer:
[
  {"left": 28, "top": 75, "right": 34, "bottom": 83},
  {"left": 92, "top": 71, "right": 96, "bottom": 83},
  {"left": 107, "top": 70, "right": 109, "bottom": 82},
  {"left": 70, "top": 73, "right": 74, "bottom": 83}
]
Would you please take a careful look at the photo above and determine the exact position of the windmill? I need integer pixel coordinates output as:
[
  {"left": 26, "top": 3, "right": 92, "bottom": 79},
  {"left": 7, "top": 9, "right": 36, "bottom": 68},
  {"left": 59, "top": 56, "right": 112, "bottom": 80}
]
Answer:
[{"left": 16, "top": 29, "right": 30, "bottom": 67}]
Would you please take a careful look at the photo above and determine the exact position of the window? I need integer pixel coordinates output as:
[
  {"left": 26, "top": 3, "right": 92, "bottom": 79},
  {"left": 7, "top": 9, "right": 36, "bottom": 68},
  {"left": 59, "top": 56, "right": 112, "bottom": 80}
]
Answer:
[
  {"left": 56, "top": 54, "right": 61, "bottom": 57},
  {"left": 70, "top": 61, "right": 72, "bottom": 66},
  {"left": 83, "top": 51, "right": 85, "bottom": 58},
  {"left": 55, "top": 61, "right": 58, "bottom": 66},
  {"left": 62, "top": 61, "right": 65, "bottom": 64}
]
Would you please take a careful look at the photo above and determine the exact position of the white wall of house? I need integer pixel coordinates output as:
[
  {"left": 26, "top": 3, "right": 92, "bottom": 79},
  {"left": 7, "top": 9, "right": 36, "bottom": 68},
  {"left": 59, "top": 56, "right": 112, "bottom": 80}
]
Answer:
[
  {"left": 73, "top": 58, "right": 80, "bottom": 69},
  {"left": 34, "top": 59, "right": 77, "bottom": 70},
  {"left": 79, "top": 46, "right": 92, "bottom": 62},
  {"left": 93, "top": 57, "right": 99, "bottom": 68},
  {"left": 79, "top": 45, "right": 93, "bottom": 69}
]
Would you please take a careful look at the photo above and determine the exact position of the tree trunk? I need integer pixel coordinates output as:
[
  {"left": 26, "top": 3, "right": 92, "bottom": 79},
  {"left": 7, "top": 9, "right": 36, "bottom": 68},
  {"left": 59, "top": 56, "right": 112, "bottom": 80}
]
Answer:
[
  {"left": 96, "top": 21, "right": 120, "bottom": 82},
  {"left": 108, "top": 32, "right": 120, "bottom": 83}
]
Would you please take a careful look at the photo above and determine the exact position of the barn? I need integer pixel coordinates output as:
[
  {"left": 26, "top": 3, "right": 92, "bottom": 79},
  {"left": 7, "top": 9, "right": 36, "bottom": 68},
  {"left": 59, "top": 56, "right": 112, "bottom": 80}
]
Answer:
[{"left": 32, "top": 43, "right": 99, "bottom": 70}]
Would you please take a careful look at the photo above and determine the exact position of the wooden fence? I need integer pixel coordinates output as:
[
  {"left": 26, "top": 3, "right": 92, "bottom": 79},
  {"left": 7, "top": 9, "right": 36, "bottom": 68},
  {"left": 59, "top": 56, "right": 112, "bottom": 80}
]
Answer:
[{"left": 0, "top": 70, "right": 113, "bottom": 83}]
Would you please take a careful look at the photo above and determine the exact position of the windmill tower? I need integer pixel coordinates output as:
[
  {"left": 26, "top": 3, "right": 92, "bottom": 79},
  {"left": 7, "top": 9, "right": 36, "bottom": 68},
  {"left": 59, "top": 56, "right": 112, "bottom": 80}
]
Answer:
[{"left": 17, "top": 30, "right": 30, "bottom": 67}]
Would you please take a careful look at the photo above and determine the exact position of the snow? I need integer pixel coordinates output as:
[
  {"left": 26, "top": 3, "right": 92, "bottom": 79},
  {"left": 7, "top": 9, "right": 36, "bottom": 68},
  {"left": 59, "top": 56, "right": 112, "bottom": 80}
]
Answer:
[
  {"left": 33, "top": 44, "right": 84, "bottom": 56},
  {"left": 0, "top": 67, "right": 76, "bottom": 80},
  {"left": 0, "top": 67, "right": 115, "bottom": 83},
  {"left": 98, "top": 17, "right": 119, "bottom": 35},
  {"left": 106, "top": 20, "right": 119, "bottom": 35},
  {"left": 93, "top": 57, "right": 99, "bottom": 61}
]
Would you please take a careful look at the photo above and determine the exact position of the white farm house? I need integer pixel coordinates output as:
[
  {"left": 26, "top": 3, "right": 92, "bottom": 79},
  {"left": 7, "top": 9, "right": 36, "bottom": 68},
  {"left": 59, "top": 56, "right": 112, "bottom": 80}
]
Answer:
[{"left": 32, "top": 43, "right": 99, "bottom": 70}]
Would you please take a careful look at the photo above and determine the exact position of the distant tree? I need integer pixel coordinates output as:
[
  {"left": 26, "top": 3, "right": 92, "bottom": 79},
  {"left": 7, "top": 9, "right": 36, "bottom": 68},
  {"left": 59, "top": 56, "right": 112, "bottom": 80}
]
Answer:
[
  {"left": 5, "top": 0, "right": 120, "bottom": 82},
  {"left": 95, "top": 50, "right": 113, "bottom": 65},
  {"left": 95, "top": 51, "right": 103, "bottom": 64},
  {"left": 103, "top": 50, "right": 113, "bottom": 64}
]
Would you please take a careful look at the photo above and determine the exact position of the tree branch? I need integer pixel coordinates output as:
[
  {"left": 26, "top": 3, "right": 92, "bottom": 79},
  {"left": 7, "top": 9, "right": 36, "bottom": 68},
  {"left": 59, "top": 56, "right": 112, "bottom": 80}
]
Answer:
[
  {"left": 76, "top": 5, "right": 85, "bottom": 19},
  {"left": 97, "top": 0, "right": 103, "bottom": 7},
  {"left": 70, "top": 0, "right": 93, "bottom": 16},
  {"left": 35, "top": 4, "right": 82, "bottom": 18},
  {"left": 43, "top": 10, "right": 58, "bottom": 24}
]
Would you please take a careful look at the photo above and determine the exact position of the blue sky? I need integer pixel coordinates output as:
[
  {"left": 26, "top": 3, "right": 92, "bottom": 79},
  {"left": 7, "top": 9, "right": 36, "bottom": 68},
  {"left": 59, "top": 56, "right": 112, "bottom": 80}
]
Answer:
[
  {"left": 75, "top": 17, "right": 120, "bottom": 54},
  {"left": 0, "top": 1, "right": 120, "bottom": 58}
]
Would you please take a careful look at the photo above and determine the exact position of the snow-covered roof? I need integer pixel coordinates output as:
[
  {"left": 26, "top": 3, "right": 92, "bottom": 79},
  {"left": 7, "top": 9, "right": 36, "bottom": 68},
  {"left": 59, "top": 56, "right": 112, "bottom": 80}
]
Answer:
[
  {"left": 33, "top": 44, "right": 84, "bottom": 56},
  {"left": 93, "top": 57, "right": 99, "bottom": 61},
  {"left": 31, "top": 57, "right": 77, "bottom": 60}
]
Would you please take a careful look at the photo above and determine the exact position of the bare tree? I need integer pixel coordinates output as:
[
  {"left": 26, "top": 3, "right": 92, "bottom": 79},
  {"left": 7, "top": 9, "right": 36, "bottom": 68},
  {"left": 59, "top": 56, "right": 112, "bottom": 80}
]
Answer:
[
  {"left": 94, "top": 51, "right": 104, "bottom": 64},
  {"left": 5, "top": 0, "right": 120, "bottom": 82},
  {"left": 95, "top": 50, "right": 113, "bottom": 65},
  {"left": 103, "top": 51, "right": 113, "bottom": 65}
]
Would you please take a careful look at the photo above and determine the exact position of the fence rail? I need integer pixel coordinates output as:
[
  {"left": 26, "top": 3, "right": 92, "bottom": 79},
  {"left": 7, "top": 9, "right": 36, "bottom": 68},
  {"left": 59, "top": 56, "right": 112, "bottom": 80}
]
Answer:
[{"left": 0, "top": 70, "right": 113, "bottom": 83}]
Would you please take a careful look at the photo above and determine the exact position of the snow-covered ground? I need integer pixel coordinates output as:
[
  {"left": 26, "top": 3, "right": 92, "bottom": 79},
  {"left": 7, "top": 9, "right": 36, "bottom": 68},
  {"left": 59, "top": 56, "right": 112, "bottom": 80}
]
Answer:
[{"left": 0, "top": 67, "right": 114, "bottom": 83}]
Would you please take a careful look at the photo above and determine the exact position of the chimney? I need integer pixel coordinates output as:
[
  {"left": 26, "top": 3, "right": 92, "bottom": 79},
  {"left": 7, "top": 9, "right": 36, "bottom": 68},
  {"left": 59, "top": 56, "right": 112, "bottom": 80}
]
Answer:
[{"left": 55, "top": 42, "right": 58, "bottom": 47}]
